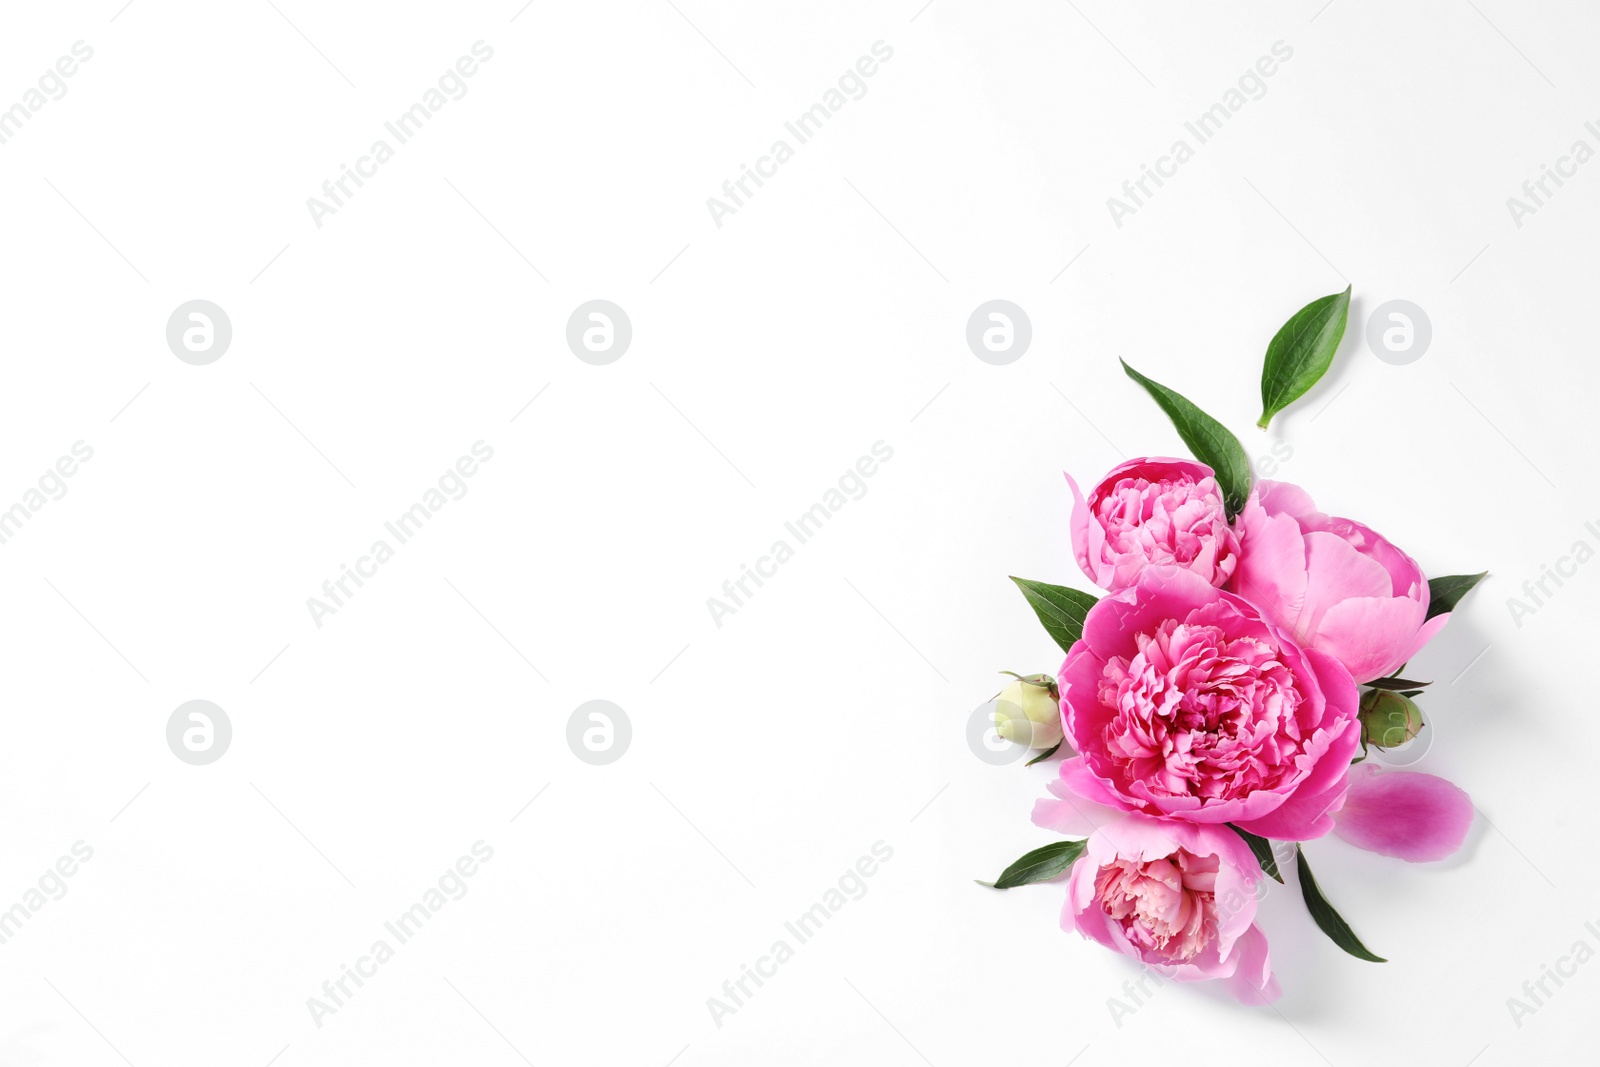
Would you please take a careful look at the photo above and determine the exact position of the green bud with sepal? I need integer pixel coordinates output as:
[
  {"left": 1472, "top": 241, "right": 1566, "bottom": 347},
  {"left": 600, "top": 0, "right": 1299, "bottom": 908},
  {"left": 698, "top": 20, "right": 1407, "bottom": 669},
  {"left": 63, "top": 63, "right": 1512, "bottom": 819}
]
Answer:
[{"left": 1358, "top": 688, "right": 1425, "bottom": 750}]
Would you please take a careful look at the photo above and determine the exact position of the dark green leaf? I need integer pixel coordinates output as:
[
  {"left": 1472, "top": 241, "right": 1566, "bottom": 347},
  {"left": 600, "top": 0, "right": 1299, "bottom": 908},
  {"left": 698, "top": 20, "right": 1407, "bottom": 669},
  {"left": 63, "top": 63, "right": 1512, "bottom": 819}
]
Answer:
[
  {"left": 1365, "top": 676, "right": 1431, "bottom": 691},
  {"left": 1120, "top": 360, "right": 1252, "bottom": 518},
  {"left": 1024, "top": 740, "right": 1063, "bottom": 766},
  {"left": 1295, "top": 846, "right": 1386, "bottom": 962},
  {"left": 1398, "top": 689, "right": 1424, "bottom": 698},
  {"left": 979, "top": 839, "right": 1088, "bottom": 890},
  {"left": 1010, "top": 577, "right": 1098, "bottom": 655},
  {"left": 1257, "top": 285, "right": 1352, "bottom": 429},
  {"left": 1228, "top": 825, "right": 1284, "bottom": 883},
  {"left": 1426, "top": 572, "right": 1488, "bottom": 621}
]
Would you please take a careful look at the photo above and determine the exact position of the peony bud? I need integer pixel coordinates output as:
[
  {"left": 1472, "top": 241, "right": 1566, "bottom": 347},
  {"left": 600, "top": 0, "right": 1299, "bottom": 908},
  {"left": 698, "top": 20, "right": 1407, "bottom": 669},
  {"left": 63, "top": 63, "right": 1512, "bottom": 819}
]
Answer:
[
  {"left": 1359, "top": 689, "right": 1424, "bottom": 750},
  {"left": 994, "top": 674, "right": 1063, "bottom": 749}
]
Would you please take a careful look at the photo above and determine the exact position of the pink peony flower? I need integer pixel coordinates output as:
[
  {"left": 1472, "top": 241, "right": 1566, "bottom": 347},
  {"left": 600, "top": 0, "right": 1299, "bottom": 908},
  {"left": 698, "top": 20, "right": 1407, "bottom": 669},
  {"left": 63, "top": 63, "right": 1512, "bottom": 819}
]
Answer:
[
  {"left": 1068, "top": 458, "right": 1240, "bottom": 593},
  {"left": 1229, "top": 481, "right": 1448, "bottom": 684},
  {"left": 1063, "top": 814, "right": 1279, "bottom": 1003},
  {"left": 1053, "top": 567, "right": 1361, "bottom": 841}
]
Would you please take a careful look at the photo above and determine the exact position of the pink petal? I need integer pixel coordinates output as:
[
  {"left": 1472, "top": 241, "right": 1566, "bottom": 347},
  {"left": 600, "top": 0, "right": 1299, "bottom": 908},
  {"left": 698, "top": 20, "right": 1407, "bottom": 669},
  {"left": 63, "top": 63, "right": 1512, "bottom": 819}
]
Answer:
[
  {"left": 1080, "top": 567, "right": 1217, "bottom": 662},
  {"left": 1223, "top": 924, "right": 1281, "bottom": 1005},
  {"left": 1065, "top": 470, "right": 1103, "bottom": 589},
  {"left": 1230, "top": 648, "right": 1359, "bottom": 841},
  {"left": 1054, "top": 756, "right": 1131, "bottom": 813},
  {"left": 1399, "top": 611, "right": 1451, "bottom": 663},
  {"left": 1252, "top": 480, "right": 1318, "bottom": 520},
  {"left": 1232, "top": 776, "right": 1343, "bottom": 841},
  {"left": 1312, "top": 595, "right": 1430, "bottom": 683},
  {"left": 1299, "top": 530, "right": 1394, "bottom": 636},
  {"left": 1230, "top": 497, "right": 1309, "bottom": 626},
  {"left": 1031, "top": 776, "right": 1119, "bottom": 836},
  {"left": 1332, "top": 765, "right": 1473, "bottom": 862}
]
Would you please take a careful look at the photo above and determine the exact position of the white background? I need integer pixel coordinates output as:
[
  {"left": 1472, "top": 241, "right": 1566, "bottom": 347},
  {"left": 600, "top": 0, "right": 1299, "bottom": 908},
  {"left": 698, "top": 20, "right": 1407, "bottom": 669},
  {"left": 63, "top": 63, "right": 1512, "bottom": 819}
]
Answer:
[{"left": 0, "top": 1, "right": 1595, "bottom": 1064}]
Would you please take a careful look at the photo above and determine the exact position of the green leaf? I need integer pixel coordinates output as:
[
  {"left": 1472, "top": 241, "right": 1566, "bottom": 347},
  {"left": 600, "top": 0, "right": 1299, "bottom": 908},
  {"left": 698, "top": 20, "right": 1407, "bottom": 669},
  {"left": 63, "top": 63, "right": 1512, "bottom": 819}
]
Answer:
[
  {"left": 1295, "top": 846, "right": 1386, "bottom": 962},
  {"left": 1426, "top": 572, "right": 1488, "bottom": 621},
  {"left": 1010, "top": 577, "right": 1099, "bottom": 655},
  {"left": 1365, "top": 676, "right": 1431, "bottom": 691},
  {"left": 1024, "top": 740, "right": 1062, "bottom": 766},
  {"left": 1257, "top": 285, "right": 1352, "bottom": 429},
  {"left": 1119, "top": 360, "right": 1252, "bottom": 518},
  {"left": 1228, "top": 825, "right": 1284, "bottom": 883},
  {"left": 979, "top": 839, "right": 1088, "bottom": 890}
]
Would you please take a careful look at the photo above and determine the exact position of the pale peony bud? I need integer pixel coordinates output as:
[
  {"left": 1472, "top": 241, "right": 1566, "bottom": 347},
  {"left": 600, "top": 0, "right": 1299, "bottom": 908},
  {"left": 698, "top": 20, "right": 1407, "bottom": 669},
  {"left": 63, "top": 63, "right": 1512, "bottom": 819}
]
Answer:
[{"left": 994, "top": 674, "right": 1063, "bottom": 749}]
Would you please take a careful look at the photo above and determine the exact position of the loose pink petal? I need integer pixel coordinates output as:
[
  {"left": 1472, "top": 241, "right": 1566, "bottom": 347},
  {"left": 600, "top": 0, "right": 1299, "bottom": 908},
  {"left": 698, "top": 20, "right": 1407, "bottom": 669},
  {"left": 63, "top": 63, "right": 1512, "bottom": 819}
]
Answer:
[{"left": 1332, "top": 765, "right": 1473, "bottom": 862}]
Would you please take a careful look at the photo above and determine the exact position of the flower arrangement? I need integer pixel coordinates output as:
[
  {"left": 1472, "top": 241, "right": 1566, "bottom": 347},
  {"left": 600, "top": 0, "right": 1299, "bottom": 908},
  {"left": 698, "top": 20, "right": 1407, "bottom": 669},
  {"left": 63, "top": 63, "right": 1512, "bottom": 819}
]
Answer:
[{"left": 980, "top": 287, "right": 1483, "bottom": 1003}]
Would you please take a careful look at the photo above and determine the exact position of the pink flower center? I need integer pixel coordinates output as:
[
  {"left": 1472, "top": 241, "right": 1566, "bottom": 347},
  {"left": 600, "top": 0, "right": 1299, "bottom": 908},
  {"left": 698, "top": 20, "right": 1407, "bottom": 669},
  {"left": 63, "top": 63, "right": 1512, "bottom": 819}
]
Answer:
[
  {"left": 1098, "top": 619, "right": 1305, "bottom": 801},
  {"left": 1094, "top": 474, "right": 1230, "bottom": 571},
  {"left": 1093, "top": 849, "right": 1220, "bottom": 961}
]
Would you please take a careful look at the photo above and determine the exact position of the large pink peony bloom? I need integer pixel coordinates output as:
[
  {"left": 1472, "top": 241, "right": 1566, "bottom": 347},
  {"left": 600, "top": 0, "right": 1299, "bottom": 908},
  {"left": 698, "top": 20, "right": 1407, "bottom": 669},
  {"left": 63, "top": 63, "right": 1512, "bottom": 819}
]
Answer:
[
  {"left": 1053, "top": 567, "right": 1361, "bottom": 841},
  {"left": 1068, "top": 458, "right": 1240, "bottom": 593},
  {"left": 1229, "top": 481, "right": 1448, "bottom": 684},
  {"left": 1062, "top": 815, "right": 1279, "bottom": 1003}
]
